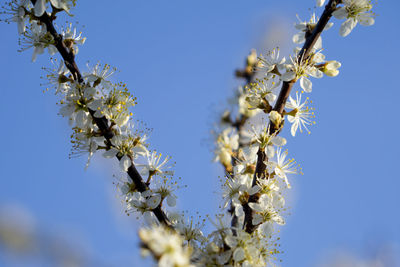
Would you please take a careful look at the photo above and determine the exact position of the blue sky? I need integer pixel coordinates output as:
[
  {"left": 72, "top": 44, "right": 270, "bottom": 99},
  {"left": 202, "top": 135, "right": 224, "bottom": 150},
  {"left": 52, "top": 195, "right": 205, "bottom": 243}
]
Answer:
[{"left": 0, "top": 0, "right": 399, "bottom": 266}]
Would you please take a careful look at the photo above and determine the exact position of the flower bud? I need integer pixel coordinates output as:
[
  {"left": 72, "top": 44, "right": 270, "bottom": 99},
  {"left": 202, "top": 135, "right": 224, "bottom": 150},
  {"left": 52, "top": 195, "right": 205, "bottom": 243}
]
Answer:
[
  {"left": 246, "top": 49, "right": 257, "bottom": 67},
  {"left": 321, "top": 60, "right": 341, "bottom": 77},
  {"left": 269, "top": 110, "right": 282, "bottom": 127}
]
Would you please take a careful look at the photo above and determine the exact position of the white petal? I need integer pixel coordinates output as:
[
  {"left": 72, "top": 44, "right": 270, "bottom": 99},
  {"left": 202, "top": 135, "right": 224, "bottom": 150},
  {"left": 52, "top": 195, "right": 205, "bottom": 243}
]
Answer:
[
  {"left": 119, "top": 154, "right": 132, "bottom": 171},
  {"left": 281, "top": 71, "right": 296, "bottom": 82},
  {"left": 260, "top": 222, "right": 274, "bottom": 236},
  {"left": 87, "top": 99, "right": 103, "bottom": 110},
  {"left": 233, "top": 248, "right": 245, "bottom": 262},
  {"left": 50, "top": 0, "right": 61, "bottom": 8},
  {"left": 266, "top": 145, "right": 275, "bottom": 159},
  {"left": 273, "top": 214, "right": 285, "bottom": 225},
  {"left": 103, "top": 148, "right": 118, "bottom": 158},
  {"left": 166, "top": 195, "right": 176, "bottom": 207},
  {"left": 292, "top": 32, "right": 305, "bottom": 44},
  {"left": 83, "top": 87, "right": 96, "bottom": 99},
  {"left": 115, "top": 115, "right": 130, "bottom": 127},
  {"left": 32, "top": 46, "right": 44, "bottom": 62},
  {"left": 34, "top": 0, "right": 46, "bottom": 17},
  {"left": 47, "top": 45, "right": 57, "bottom": 56},
  {"left": 359, "top": 14, "right": 375, "bottom": 26},
  {"left": 300, "top": 76, "right": 312, "bottom": 93},
  {"left": 235, "top": 206, "right": 244, "bottom": 217},
  {"left": 272, "top": 136, "right": 287, "bottom": 146},
  {"left": 248, "top": 185, "right": 260, "bottom": 196},
  {"left": 85, "top": 74, "right": 99, "bottom": 83},
  {"left": 291, "top": 121, "right": 299, "bottom": 136},
  {"left": 340, "top": 18, "right": 357, "bottom": 37},
  {"left": 294, "top": 22, "right": 307, "bottom": 31},
  {"left": 252, "top": 214, "right": 263, "bottom": 225},
  {"left": 333, "top": 8, "right": 347, "bottom": 20},
  {"left": 287, "top": 115, "right": 296, "bottom": 123},
  {"left": 324, "top": 22, "right": 334, "bottom": 31},
  {"left": 59, "top": 104, "right": 74, "bottom": 117},
  {"left": 326, "top": 60, "right": 341, "bottom": 69},
  {"left": 309, "top": 68, "right": 324, "bottom": 78},
  {"left": 314, "top": 36, "right": 323, "bottom": 50},
  {"left": 17, "top": 20, "right": 25, "bottom": 35},
  {"left": 314, "top": 52, "right": 326, "bottom": 63},
  {"left": 75, "top": 110, "right": 88, "bottom": 128},
  {"left": 224, "top": 235, "right": 237, "bottom": 248},
  {"left": 147, "top": 195, "right": 161, "bottom": 209},
  {"left": 248, "top": 202, "right": 262, "bottom": 213}
]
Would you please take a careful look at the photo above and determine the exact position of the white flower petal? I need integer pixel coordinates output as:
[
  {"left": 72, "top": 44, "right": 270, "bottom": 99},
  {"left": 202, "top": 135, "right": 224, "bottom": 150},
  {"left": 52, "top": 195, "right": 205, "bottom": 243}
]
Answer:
[
  {"left": 272, "top": 136, "right": 287, "bottom": 146},
  {"left": 281, "top": 71, "right": 296, "bottom": 82},
  {"left": 324, "top": 22, "right": 334, "bottom": 31},
  {"left": 103, "top": 148, "right": 118, "bottom": 158},
  {"left": 294, "top": 22, "right": 307, "bottom": 31},
  {"left": 292, "top": 32, "right": 305, "bottom": 44},
  {"left": 32, "top": 46, "right": 44, "bottom": 62},
  {"left": 314, "top": 36, "right": 323, "bottom": 50},
  {"left": 34, "top": 0, "right": 46, "bottom": 17},
  {"left": 75, "top": 110, "right": 88, "bottom": 128},
  {"left": 359, "top": 14, "right": 375, "bottom": 26},
  {"left": 300, "top": 76, "right": 312, "bottom": 93},
  {"left": 166, "top": 195, "right": 176, "bottom": 207},
  {"left": 119, "top": 154, "right": 132, "bottom": 171},
  {"left": 147, "top": 195, "right": 161, "bottom": 209},
  {"left": 340, "top": 18, "right": 357, "bottom": 37},
  {"left": 291, "top": 121, "right": 299, "bottom": 137},
  {"left": 333, "top": 8, "right": 347, "bottom": 20},
  {"left": 233, "top": 247, "right": 245, "bottom": 262}
]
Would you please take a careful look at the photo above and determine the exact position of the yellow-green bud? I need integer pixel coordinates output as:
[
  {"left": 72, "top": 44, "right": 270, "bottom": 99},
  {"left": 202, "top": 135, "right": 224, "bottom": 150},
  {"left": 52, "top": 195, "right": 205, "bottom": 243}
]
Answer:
[{"left": 269, "top": 110, "right": 282, "bottom": 127}]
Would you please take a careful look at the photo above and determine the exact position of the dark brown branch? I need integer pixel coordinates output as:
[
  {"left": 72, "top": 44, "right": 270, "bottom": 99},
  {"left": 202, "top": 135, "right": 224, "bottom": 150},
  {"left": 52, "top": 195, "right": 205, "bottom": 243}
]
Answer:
[
  {"left": 272, "top": 0, "right": 341, "bottom": 117},
  {"left": 243, "top": 0, "right": 341, "bottom": 233},
  {"left": 30, "top": 0, "right": 172, "bottom": 228}
]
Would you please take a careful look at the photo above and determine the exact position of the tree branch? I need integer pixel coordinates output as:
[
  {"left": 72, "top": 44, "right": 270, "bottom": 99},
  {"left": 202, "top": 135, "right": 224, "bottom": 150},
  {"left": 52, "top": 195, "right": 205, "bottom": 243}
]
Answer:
[
  {"left": 30, "top": 0, "right": 172, "bottom": 228},
  {"left": 243, "top": 0, "right": 341, "bottom": 233}
]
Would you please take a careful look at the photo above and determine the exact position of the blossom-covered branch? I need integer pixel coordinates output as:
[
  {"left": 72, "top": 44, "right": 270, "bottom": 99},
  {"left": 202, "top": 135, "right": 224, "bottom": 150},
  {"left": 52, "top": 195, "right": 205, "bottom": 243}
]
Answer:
[
  {"left": 7, "top": 0, "right": 174, "bottom": 227},
  {"left": 243, "top": 0, "right": 343, "bottom": 234},
  {"left": 4, "top": 0, "right": 376, "bottom": 265},
  {"left": 213, "top": 0, "right": 375, "bottom": 264}
]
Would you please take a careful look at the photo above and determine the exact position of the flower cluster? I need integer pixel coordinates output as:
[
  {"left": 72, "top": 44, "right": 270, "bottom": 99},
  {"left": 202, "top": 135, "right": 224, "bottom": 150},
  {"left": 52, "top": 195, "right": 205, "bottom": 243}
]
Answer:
[
  {"left": 212, "top": 0, "right": 375, "bottom": 265},
  {"left": 4, "top": 0, "right": 181, "bottom": 229},
  {"left": 333, "top": 0, "right": 375, "bottom": 37},
  {"left": 139, "top": 225, "right": 194, "bottom": 267},
  {"left": 3, "top": 0, "right": 376, "bottom": 266}
]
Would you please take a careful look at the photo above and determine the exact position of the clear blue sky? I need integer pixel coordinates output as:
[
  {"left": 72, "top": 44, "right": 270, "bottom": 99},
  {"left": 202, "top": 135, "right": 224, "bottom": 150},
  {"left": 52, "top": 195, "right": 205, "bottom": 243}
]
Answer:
[{"left": 0, "top": 0, "right": 399, "bottom": 266}]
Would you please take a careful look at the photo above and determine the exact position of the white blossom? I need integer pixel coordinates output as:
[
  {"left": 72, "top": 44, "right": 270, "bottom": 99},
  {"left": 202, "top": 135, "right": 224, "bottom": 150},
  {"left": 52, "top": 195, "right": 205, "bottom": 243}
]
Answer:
[
  {"left": 34, "top": 0, "right": 71, "bottom": 17},
  {"left": 1, "top": 0, "right": 30, "bottom": 34},
  {"left": 245, "top": 78, "right": 279, "bottom": 111},
  {"left": 20, "top": 22, "right": 57, "bottom": 62},
  {"left": 333, "top": 0, "right": 375, "bottom": 37},
  {"left": 138, "top": 151, "right": 174, "bottom": 178},
  {"left": 293, "top": 13, "right": 333, "bottom": 50},
  {"left": 267, "top": 148, "right": 297, "bottom": 188},
  {"left": 61, "top": 23, "right": 86, "bottom": 55},
  {"left": 214, "top": 127, "right": 239, "bottom": 169},
  {"left": 139, "top": 225, "right": 193, "bottom": 267},
  {"left": 257, "top": 48, "right": 286, "bottom": 78},
  {"left": 285, "top": 91, "right": 315, "bottom": 136},
  {"left": 281, "top": 51, "right": 325, "bottom": 92},
  {"left": 44, "top": 59, "right": 71, "bottom": 94}
]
